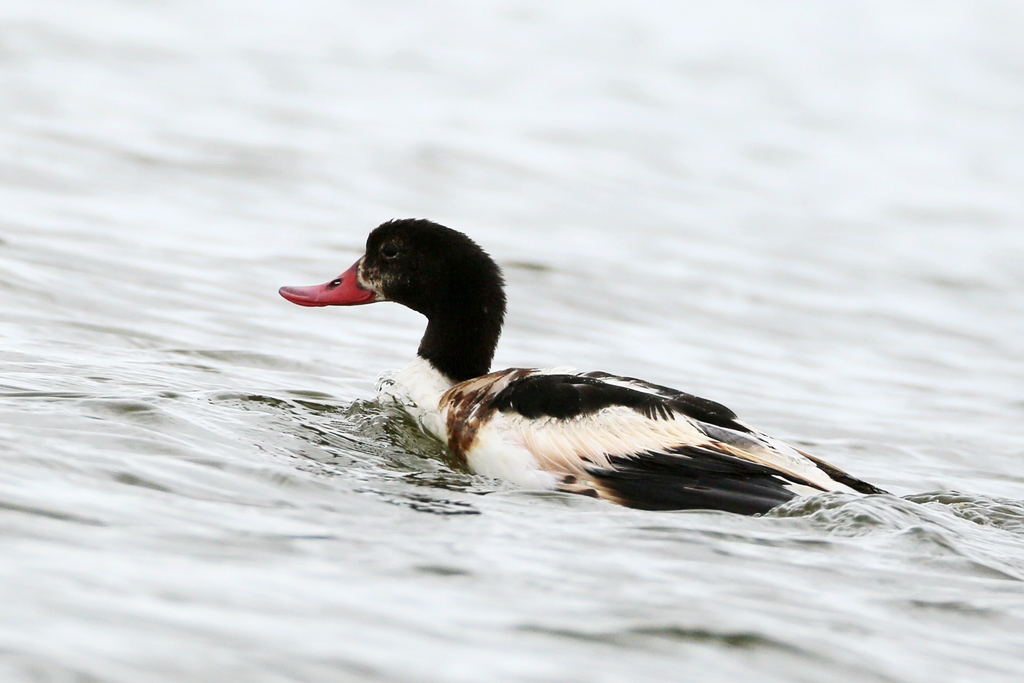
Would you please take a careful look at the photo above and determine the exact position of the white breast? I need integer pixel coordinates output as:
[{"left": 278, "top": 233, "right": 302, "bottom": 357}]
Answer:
[{"left": 379, "top": 357, "right": 452, "bottom": 442}]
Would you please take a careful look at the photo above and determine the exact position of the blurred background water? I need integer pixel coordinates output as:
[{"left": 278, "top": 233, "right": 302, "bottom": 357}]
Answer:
[{"left": 2, "top": 1, "right": 1024, "bottom": 681}]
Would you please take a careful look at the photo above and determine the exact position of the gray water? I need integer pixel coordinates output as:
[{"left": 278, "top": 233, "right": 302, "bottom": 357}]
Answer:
[{"left": 3, "top": 1, "right": 1024, "bottom": 681}]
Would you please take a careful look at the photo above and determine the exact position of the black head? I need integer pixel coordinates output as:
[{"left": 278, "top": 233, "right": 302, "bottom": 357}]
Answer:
[
  {"left": 280, "top": 218, "right": 507, "bottom": 383},
  {"left": 362, "top": 219, "right": 506, "bottom": 382},
  {"left": 360, "top": 219, "right": 506, "bottom": 321}
]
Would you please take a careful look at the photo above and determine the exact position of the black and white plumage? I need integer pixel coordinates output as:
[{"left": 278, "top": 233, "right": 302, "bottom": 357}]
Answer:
[{"left": 280, "top": 219, "right": 885, "bottom": 514}]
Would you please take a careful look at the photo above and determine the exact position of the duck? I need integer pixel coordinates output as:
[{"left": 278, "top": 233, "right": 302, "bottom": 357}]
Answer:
[{"left": 279, "top": 218, "right": 885, "bottom": 514}]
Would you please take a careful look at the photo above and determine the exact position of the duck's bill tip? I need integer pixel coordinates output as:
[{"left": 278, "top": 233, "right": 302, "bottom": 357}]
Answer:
[{"left": 279, "top": 259, "right": 377, "bottom": 307}]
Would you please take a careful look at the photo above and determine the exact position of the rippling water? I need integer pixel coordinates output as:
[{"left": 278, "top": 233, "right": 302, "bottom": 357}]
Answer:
[{"left": 3, "top": 1, "right": 1024, "bottom": 681}]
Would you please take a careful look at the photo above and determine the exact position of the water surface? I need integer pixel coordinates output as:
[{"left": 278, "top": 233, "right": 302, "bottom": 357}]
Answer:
[{"left": 2, "top": 1, "right": 1024, "bottom": 681}]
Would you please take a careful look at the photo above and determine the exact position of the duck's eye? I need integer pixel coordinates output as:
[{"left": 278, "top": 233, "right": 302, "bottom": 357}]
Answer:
[{"left": 381, "top": 243, "right": 400, "bottom": 259}]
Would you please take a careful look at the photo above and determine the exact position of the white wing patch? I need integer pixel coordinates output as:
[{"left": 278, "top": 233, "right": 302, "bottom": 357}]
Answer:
[{"left": 476, "top": 404, "right": 855, "bottom": 494}]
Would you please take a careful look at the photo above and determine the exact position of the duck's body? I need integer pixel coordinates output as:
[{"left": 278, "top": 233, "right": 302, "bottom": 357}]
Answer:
[{"left": 281, "top": 219, "right": 884, "bottom": 514}]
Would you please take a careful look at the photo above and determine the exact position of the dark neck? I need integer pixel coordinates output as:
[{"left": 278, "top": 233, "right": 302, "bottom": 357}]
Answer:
[{"left": 417, "top": 307, "right": 502, "bottom": 383}]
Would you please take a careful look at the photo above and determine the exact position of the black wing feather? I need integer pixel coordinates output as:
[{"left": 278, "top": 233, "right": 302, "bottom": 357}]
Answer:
[
  {"left": 491, "top": 372, "right": 751, "bottom": 433},
  {"left": 585, "top": 446, "right": 799, "bottom": 514}
]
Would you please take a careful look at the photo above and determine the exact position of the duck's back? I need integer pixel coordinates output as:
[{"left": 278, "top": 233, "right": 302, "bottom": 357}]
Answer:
[{"left": 436, "top": 368, "right": 885, "bottom": 513}]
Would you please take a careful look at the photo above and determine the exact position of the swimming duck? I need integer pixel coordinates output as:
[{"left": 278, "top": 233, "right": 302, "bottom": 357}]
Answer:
[{"left": 280, "top": 219, "right": 884, "bottom": 514}]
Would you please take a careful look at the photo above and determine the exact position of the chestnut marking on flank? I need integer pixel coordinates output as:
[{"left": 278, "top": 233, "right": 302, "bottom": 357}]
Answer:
[{"left": 442, "top": 369, "right": 533, "bottom": 462}]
